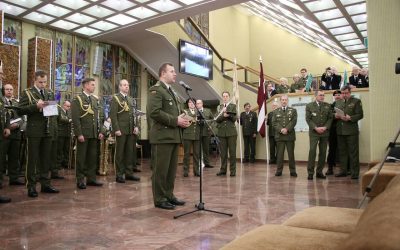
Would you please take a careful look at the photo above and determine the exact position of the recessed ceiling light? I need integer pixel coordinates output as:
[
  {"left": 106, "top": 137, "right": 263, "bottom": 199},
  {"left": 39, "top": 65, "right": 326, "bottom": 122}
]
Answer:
[
  {"left": 0, "top": 2, "right": 27, "bottom": 16},
  {"left": 74, "top": 26, "right": 101, "bottom": 36},
  {"left": 38, "top": 4, "right": 70, "bottom": 17},
  {"left": 148, "top": 0, "right": 182, "bottom": 12},
  {"left": 65, "top": 13, "right": 96, "bottom": 24},
  {"left": 82, "top": 5, "right": 115, "bottom": 18},
  {"left": 90, "top": 20, "right": 117, "bottom": 31},
  {"left": 101, "top": 0, "right": 135, "bottom": 11},
  {"left": 106, "top": 14, "right": 137, "bottom": 25},
  {"left": 176, "top": 0, "right": 205, "bottom": 5},
  {"left": 50, "top": 20, "right": 79, "bottom": 30},
  {"left": 6, "top": 0, "right": 41, "bottom": 8},
  {"left": 54, "top": 0, "right": 89, "bottom": 10},
  {"left": 24, "top": 11, "right": 55, "bottom": 23},
  {"left": 126, "top": 6, "right": 158, "bottom": 19}
]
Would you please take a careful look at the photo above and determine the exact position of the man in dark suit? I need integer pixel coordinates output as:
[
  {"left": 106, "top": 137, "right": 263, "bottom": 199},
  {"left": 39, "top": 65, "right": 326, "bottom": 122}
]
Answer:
[
  {"left": 71, "top": 78, "right": 105, "bottom": 189},
  {"left": 326, "top": 90, "right": 342, "bottom": 175},
  {"left": 18, "top": 70, "right": 60, "bottom": 197},
  {"left": 272, "top": 95, "right": 298, "bottom": 177},
  {"left": 147, "top": 62, "right": 190, "bottom": 210},
  {"left": 57, "top": 100, "right": 72, "bottom": 170},
  {"left": 0, "top": 87, "right": 11, "bottom": 203},
  {"left": 196, "top": 99, "right": 214, "bottom": 168},
  {"left": 349, "top": 66, "right": 366, "bottom": 88},
  {"left": 266, "top": 102, "right": 279, "bottom": 164},
  {"left": 305, "top": 90, "right": 333, "bottom": 180},
  {"left": 266, "top": 82, "right": 277, "bottom": 99},
  {"left": 216, "top": 91, "right": 237, "bottom": 176},
  {"left": 2, "top": 84, "right": 24, "bottom": 186},
  {"left": 240, "top": 102, "right": 257, "bottom": 163},
  {"left": 320, "top": 67, "right": 341, "bottom": 90},
  {"left": 110, "top": 79, "right": 140, "bottom": 183},
  {"left": 335, "top": 86, "right": 364, "bottom": 179}
]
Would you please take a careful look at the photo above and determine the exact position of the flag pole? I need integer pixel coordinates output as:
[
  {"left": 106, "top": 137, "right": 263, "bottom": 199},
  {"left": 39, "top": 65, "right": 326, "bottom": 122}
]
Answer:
[
  {"left": 234, "top": 58, "right": 243, "bottom": 163},
  {"left": 260, "top": 56, "right": 270, "bottom": 165}
]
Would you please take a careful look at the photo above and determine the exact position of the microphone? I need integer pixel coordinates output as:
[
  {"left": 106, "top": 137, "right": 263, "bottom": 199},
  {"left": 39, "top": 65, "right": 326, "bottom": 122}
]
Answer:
[{"left": 179, "top": 81, "right": 192, "bottom": 91}]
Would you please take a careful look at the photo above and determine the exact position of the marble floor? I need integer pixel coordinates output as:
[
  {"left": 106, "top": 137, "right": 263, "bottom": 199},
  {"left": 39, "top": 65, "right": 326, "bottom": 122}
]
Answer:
[{"left": 0, "top": 158, "right": 367, "bottom": 250}]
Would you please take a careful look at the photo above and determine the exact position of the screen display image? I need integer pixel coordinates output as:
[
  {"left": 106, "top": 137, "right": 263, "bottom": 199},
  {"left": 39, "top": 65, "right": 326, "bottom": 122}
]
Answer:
[{"left": 179, "top": 40, "right": 213, "bottom": 80}]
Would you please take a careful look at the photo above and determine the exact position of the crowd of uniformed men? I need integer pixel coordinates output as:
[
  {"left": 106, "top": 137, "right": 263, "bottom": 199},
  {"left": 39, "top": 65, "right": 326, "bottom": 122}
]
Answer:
[{"left": 0, "top": 61, "right": 364, "bottom": 210}]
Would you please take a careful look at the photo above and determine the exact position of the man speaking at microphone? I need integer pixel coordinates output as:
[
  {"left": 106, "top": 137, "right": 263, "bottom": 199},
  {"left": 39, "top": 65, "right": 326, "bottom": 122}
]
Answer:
[{"left": 147, "top": 62, "right": 191, "bottom": 210}]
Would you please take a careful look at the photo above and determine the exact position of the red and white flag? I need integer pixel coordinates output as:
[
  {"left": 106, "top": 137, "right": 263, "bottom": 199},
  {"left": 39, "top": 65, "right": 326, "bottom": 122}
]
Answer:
[{"left": 257, "top": 62, "right": 267, "bottom": 138}]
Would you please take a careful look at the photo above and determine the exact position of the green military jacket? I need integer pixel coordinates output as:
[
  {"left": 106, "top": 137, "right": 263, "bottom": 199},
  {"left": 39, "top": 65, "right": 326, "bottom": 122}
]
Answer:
[
  {"left": 18, "top": 87, "right": 55, "bottom": 138},
  {"left": 110, "top": 92, "right": 135, "bottom": 135},
  {"left": 266, "top": 110, "right": 276, "bottom": 136},
  {"left": 198, "top": 107, "right": 214, "bottom": 137},
  {"left": 275, "top": 84, "right": 290, "bottom": 94},
  {"left": 305, "top": 101, "right": 333, "bottom": 137},
  {"left": 57, "top": 106, "right": 71, "bottom": 137},
  {"left": 182, "top": 109, "right": 199, "bottom": 140},
  {"left": 216, "top": 103, "right": 237, "bottom": 137},
  {"left": 272, "top": 106, "right": 297, "bottom": 141},
  {"left": 240, "top": 110, "right": 258, "bottom": 136},
  {"left": 147, "top": 81, "right": 182, "bottom": 144},
  {"left": 290, "top": 82, "right": 304, "bottom": 93},
  {"left": 0, "top": 100, "right": 7, "bottom": 142},
  {"left": 4, "top": 98, "right": 22, "bottom": 140},
  {"left": 71, "top": 92, "right": 104, "bottom": 139},
  {"left": 335, "top": 97, "right": 363, "bottom": 136}
]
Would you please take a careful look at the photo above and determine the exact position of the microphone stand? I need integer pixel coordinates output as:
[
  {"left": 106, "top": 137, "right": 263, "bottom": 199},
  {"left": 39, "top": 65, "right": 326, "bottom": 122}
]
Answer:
[{"left": 174, "top": 88, "right": 233, "bottom": 219}]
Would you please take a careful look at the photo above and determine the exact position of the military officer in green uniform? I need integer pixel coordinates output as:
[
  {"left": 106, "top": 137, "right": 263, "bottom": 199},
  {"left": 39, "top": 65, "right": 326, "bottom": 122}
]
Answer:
[
  {"left": 305, "top": 90, "right": 333, "bottom": 180},
  {"left": 2, "top": 84, "right": 24, "bottom": 186},
  {"left": 272, "top": 95, "right": 298, "bottom": 177},
  {"left": 0, "top": 83, "right": 11, "bottom": 203},
  {"left": 57, "top": 100, "right": 72, "bottom": 169},
  {"left": 110, "top": 79, "right": 140, "bottom": 183},
  {"left": 71, "top": 78, "right": 105, "bottom": 189},
  {"left": 275, "top": 78, "right": 291, "bottom": 94},
  {"left": 334, "top": 86, "right": 363, "bottom": 179},
  {"left": 147, "top": 62, "right": 190, "bottom": 210},
  {"left": 18, "top": 70, "right": 60, "bottom": 197},
  {"left": 266, "top": 101, "right": 279, "bottom": 164},
  {"left": 49, "top": 107, "right": 63, "bottom": 179},
  {"left": 182, "top": 99, "right": 200, "bottom": 177},
  {"left": 216, "top": 91, "right": 237, "bottom": 176},
  {"left": 195, "top": 99, "right": 214, "bottom": 168},
  {"left": 240, "top": 102, "right": 258, "bottom": 163}
]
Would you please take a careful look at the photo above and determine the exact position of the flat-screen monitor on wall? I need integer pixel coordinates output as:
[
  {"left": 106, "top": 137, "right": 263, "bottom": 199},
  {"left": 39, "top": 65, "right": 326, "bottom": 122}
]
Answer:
[{"left": 179, "top": 39, "right": 213, "bottom": 80}]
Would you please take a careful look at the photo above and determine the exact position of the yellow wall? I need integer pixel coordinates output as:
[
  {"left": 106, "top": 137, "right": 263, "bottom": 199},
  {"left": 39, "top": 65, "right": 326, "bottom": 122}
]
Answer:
[{"left": 367, "top": 0, "right": 400, "bottom": 161}]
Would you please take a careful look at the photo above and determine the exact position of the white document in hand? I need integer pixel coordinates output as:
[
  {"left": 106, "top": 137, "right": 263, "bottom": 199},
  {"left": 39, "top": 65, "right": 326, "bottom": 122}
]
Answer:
[
  {"left": 43, "top": 101, "right": 59, "bottom": 116},
  {"left": 334, "top": 107, "right": 345, "bottom": 117}
]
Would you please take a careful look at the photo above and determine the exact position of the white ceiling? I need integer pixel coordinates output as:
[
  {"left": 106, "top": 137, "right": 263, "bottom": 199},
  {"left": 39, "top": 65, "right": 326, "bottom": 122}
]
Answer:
[
  {"left": 240, "top": 0, "right": 368, "bottom": 68},
  {"left": 1, "top": 0, "right": 368, "bottom": 68}
]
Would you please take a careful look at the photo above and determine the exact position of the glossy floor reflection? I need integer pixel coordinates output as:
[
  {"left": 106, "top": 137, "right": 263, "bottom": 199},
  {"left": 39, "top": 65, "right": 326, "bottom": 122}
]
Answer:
[{"left": 0, "top": 159, "right": 366, "bottom": 250}]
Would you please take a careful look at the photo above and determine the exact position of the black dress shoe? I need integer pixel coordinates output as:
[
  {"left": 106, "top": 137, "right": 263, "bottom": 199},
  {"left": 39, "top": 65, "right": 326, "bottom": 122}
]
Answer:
[
  {"left": 204, "top": 165, "right": 214, "bottom": 168},
  {"left": 77, "top": 182, "right": 86, "bottom": 189},
  {"left": 316, "top": 173, "right": 326, "bottom": 179},
  {"left": 86, "top": 181, "right": 103, "bottom": 186},
  {"left": 169, "top": 198, "right": 185, "bottom": 206},
  {"left": 351, "top": 176, "right": 359, "bottom": 180},
  {"left": 28, "top": 187, "right": 38, "bottom": 198},
  {"left": 116, "top": 177, "right": 125, "bottom": 183},
  {"left": 183, "top": 173, "right": 189, "bottom": 177},
  {"left": 9, "top": 180, "right": 25, "bottom": 186},
  {"left": 133, "top": 168, "right": 142, "bottom": 172},
  {"left": 275, "top": 172, "right": 282, "bottom": 176},
  {"left": 325, "top": 169, "right": 334, "bottom": 175},
  {"left": 230, "top": 173, "right": 236, "bottom": 177},
  {"left": 194, "top": 173, "right": 200, "bottom": 177},
  {"left": 155, "top": 201, "right": 175, "bottom": 210},
  {"left": 335, "top": 172, "right": 347, "bottom": 177},
  {"left": 0, "top": 196, "right": 11, "bottom": 203},
  {"left": 136, "top": 162, "right": 141, "bottom": 165},
  {"left": 269, "top": 160, "right": 276, "bottom": 164},
  {"left": 51, "top": 175, "right": 65, "bottom": 180},
  {"left": 216, "top": 172, "right": 226, "bottom": 176},
  {"left": 308, "top": 174, "right": 313, "bottom": 180},
  {"left": 290, "top": 173, "right": 298, "bottom": 177},
  {"left": 125, "top": 175, "right": 140, "bottom": 181},
  {"left": 243, "top": 159, "right": 249, "bottom": 163},
  {"left": 250, "top": 159, "right": 255, "bottom": 163},
  {"left": 41, "top": 185, "right": 60, "bottom": 193}
]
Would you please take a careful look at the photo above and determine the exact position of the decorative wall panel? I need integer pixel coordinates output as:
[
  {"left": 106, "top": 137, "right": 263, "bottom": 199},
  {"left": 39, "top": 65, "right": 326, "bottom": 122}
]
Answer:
[
  {"left": 27, "top": 37, "right": 53, "bottom": 87},
  {"left": 0, "top": 44, "right": 21, "bottom": 98}
]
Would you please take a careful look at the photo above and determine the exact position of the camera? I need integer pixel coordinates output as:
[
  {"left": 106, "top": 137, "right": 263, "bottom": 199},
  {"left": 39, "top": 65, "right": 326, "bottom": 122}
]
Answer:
[{"left": 396, "top": 58, "right": 400, "bottom": 74}]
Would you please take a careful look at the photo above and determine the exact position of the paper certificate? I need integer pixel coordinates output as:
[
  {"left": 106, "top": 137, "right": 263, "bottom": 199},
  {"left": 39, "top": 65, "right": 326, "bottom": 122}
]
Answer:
[
  {"left": 10, "top": 117, "right": 22, "bottom": 124},
  {"left": 43, "top": 101, "right": 59, "bottom": 117},
  {"left": 334, "top": 107, "right": 345, "bottom": 117}
]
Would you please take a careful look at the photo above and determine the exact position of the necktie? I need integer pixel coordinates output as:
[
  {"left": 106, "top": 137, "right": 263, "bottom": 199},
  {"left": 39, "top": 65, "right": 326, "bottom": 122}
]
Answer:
[
  {"left": 283, "top": 107, "right": 286, "bottom": 112},
  {"left": 9, "top": 100, "right": 12, "bottom": 106},
  {"left": 40, "top": 89, "right": 45, "bottom": 100}
]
